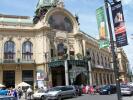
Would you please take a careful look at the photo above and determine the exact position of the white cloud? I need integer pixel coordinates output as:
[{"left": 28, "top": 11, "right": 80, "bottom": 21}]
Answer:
[{"left": 122, "top": 0, "right": 133, "bottom": 5}]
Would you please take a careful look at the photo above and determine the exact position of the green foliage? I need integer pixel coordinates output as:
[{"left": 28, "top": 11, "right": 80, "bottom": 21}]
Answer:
[{"left": 76, "top": 53, "right": 83, "bottom": 60}]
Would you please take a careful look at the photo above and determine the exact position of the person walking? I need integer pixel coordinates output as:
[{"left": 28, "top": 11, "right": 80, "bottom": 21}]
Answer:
[
  {"left": 27, "top": 87, "right": 33, "bottom": 100},
  {"left": 13, "top": 89, "right": 18, "bottom": 100},
  {"left": 17, "top": 87, "right": 23, "bottom": 99},
  {"left": 89, "top": 86, "right": 94, "bottom": 95},
  {"left": 85, "top": 85, "right": 89, "bottom": 94}
]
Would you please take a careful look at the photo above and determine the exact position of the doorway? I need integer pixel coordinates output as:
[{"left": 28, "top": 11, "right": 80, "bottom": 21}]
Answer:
[
  {"left": 74, "top": 73, "right": 87, "bottom": 85},
  {"left": 51, "top": 66, "right": 65, "bottom": 87},
  {"left": 3, "top": 71, "right": 15, "bottom": 88}
]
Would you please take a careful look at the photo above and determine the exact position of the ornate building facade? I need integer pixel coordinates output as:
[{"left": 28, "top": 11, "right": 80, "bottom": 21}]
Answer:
[{"left": 0, "top": 0, "right": 128, "bottom": 88}]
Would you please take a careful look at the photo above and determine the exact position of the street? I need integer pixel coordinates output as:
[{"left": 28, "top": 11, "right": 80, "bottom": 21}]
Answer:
[{"left": 66, "top": 94, "right": 133, "bottom": 100}]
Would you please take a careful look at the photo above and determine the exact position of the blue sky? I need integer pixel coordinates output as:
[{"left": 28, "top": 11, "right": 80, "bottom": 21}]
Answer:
[{"left": 0, "top": 0, "right": 133, "bottom": 69}]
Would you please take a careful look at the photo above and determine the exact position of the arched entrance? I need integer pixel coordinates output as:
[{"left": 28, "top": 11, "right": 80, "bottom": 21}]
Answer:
[
  {"left": 74, "top": 73, "right": 87, "bottom": 85},
  {"left": 69, "top": 66, "right": 88, "bottom": 85}
]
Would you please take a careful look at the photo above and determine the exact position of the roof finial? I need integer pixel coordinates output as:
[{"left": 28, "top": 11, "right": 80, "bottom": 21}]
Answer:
[
  {"left": 56, "top": 0, "right": 64, "bottom": 8},
  {"left": 75, "top": 13, "right": 80, "bottom": 25}
]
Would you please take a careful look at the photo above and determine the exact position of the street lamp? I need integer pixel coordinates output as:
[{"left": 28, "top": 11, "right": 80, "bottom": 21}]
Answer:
[{"left": 104, "top": 0, "right": 122, "bottom": 100}]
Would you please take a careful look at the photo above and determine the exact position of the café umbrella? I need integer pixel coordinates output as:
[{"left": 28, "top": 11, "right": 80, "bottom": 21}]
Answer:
[
  {"left": 0, "top": 83, "right": 5, "bottom": 88},
  {"left": 17, "top": 82, "right": 31, "bottom": 87}
]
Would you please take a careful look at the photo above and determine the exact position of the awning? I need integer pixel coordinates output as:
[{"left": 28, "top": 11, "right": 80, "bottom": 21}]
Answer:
[
  {"left": 68, "top": 60, "right": 88, "bottom": 67},
  {"left": 48, "top": 60, "right": 88, "bottom": 68},
  {"left": 48, "top": 60, "right": 64, "bottom": 67}
]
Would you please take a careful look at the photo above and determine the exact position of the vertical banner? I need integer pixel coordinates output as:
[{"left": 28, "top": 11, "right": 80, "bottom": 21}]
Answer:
[
  {"left": 111, "top": 1, "right": 128, "bottom": 47},
  {"left": 96, "top": 7, "right": 109, "bottom": 48}
]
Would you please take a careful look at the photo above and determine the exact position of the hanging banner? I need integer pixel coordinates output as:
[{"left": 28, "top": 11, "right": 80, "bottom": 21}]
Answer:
[
  {"left": 111, "top": 1, "right": 128, "bottom": 47},
  {"left": 96, "top": 6, "right": 109, "bottom": 48}
]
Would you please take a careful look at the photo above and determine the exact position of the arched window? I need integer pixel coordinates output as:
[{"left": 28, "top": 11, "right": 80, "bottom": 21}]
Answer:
[
  {"left": 22, "top": 41, "right": 33, "bottom": 60},
  {"left": 57, "top": 43, "right": 65, "bottom": 56},
  {"left": 4, "top": 41, "right": 15, "bottom": 60},
  {"left": 48, "top": 13, "right": 73, "bottom": 32}
]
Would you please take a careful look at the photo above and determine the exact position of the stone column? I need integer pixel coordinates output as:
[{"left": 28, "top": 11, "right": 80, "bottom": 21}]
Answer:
[
  {"left": 64, "top": 60, "right": 69, "bottom": 85},
  {"left": 0, "top": 66, "right": 3, "bottom": 83},
  {"left": 88, "top": 61, "right": 92, "bottom": 85},
  {"left": 15, "top": 65, "right": 22, "bottom": 87},
  {"left": 82, "top": 40, "right": 86, "bottom": 56},
  {"left": 101, "top": 73, "right": 104, "bottom": 85}
]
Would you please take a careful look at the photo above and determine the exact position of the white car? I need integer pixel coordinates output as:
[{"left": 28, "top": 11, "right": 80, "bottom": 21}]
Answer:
[
  {"left": 121, "top": 85, "right": 133, "bottom": 96},
  {"left": 33, "top": 89, "right": 47, "bottom": 100},
  {"left": 128, "top": 82, "right": 133, "bottom": 86}
]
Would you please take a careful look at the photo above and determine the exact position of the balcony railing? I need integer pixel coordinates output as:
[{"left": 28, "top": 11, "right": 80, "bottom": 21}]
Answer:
[
  {"left": 0, "top": 58, "right": 34, "bottom": 64},
  {"left": 20, "top": 59, "right": 35, "bottom": 64},
  {"left": 3, "top": 59, "right": 16, "bottom": 63}
]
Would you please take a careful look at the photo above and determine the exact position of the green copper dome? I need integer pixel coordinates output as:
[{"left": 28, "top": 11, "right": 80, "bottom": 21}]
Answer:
[{"left": 36, "top": 0, "right": 59, "bottom": 10}]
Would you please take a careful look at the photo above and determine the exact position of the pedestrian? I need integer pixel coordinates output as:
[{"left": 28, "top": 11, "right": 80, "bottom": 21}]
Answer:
[
  {"left": 27, "top": 87, "right": 33, "bottom": 100},
  {"left": 43, "top": 86, "right": 48, "bottom": 92},
  {"left": 85, "top": 85, "right": 89, "bottom": 94},
  {"left": 17, "top": 87, "right": 23, "bottom": 99},
  {"left": 13, "top": 89, "right": 18, "bottom": 100},
  {"left": 89, "top": 86, "right": 94, "bottom": 95}
]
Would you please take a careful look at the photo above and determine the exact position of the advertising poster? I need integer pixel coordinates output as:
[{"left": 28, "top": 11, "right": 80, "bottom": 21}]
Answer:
[
  {"left": 111, "top": 1, "right": 128, "bottom": 47},
  {"left": 96, "top": 6, "right": 109, "bottom": 48},
  {"left": 37, "top": 70, "right": 44, "bottom": 81}
]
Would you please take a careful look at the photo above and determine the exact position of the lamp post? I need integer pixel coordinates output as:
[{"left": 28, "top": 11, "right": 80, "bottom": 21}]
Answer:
[{"left": 104, "top": 0, "right": 122, "bottom": 100}]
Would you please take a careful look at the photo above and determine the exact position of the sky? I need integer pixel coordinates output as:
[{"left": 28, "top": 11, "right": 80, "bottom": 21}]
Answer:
[{"left": 0, "top": 0, "right": 133, "bottom": 69}]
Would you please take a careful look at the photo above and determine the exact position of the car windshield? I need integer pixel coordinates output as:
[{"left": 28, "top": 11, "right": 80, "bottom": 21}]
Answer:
[
  {"left": 37, "top": 90, "right": 46, "bottom": 93},
  {"left": 121, "top": 85, "right": 129, "bottom": 88},
  {"left": 101, "top": 85, "right": 110, "bottom": 89},
  {"left": 49, "top": 87, "right": 63, "bottom": 91}
]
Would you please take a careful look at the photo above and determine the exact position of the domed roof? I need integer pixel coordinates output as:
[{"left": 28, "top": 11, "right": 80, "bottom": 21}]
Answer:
[{"left": 36, "top": 0, "right": 59, "bottom": 10}]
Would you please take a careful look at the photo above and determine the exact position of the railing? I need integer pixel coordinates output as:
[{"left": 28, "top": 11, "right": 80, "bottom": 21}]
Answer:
[
  {"left": 20, "top": 59, "right": 35, "bottom": 64},
  {"left": 51, "top": 55, "right": 76, "bottom": 62},
  {"left": 3, "top": 59, "right": 16, "bottom": 63},
  {"left": 0, "top": 59, "right": 34, "bottom": 64}
]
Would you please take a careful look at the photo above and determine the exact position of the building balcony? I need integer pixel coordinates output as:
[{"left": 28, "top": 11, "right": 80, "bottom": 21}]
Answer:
[
  {"left": 0, "top": 58, "right": 35, "bottom": 64},
  {"left": 3, "top": 59, "right": 16, "bottom": 64},
  {"left": 19, "top": 59, "right": 35, "bottom": 64}
]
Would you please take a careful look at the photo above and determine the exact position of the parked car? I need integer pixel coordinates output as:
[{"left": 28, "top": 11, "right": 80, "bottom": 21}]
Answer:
[
  {"left": 127, "top": 82, "right": 133, "bottom": 86},
  {"left": 46, "top": 86, "right": 76, "bottom": 100},
  {"left": 0, "top": 96, "right": 16, "bottom": 100},
  {"left": 33, "top": 89, "right": 47, "bottom": 100},
  {"left": 99, "top": 85, "right": 116, "bottom": 95},
  {"left": 121, "top": 85, "right": 133, "bottom": 96}
]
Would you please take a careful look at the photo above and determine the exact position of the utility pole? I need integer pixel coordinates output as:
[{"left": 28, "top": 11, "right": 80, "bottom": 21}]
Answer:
[{"left": 104, "top": 0, "right": 122, "bottom": 100}]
